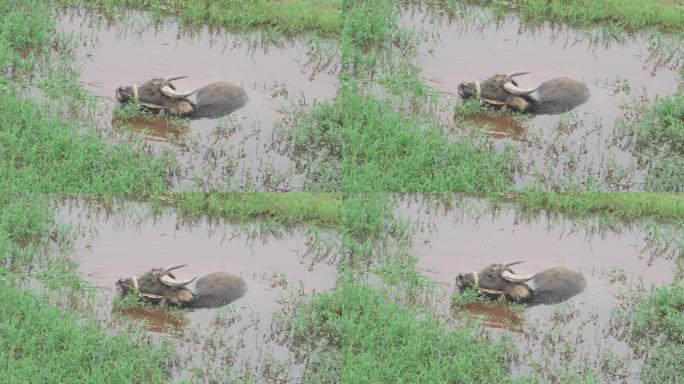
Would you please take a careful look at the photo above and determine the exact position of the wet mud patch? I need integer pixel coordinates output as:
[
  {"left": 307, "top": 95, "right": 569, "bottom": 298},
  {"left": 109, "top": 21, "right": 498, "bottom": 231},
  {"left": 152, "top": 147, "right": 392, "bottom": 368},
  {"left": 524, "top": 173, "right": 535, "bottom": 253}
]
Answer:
[
  {"left": 408, "top": 7, "right": 682, "bottom": 191},
  {"left": 396, "top": 196, "right": 681, "bottom": 382},
  {"left": 58, "top": 201, "right": 339, "bottom": 381},
  {"left": 57, "top": 10, "right": 339, "bottom": 191}
]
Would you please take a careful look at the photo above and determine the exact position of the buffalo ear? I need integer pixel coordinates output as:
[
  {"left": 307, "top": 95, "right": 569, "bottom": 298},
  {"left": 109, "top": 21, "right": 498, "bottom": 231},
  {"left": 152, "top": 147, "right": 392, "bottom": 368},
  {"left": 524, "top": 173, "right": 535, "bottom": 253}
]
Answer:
[
  {"left": 177, "top": 289, "right": 193, "bottom": 303},
  {"left": 506, "top": 96, "right": 530, "bottom": 111},
  {"left": 166, "top": 101, "right": 194, "bottom": 116},
  {"left": 507, "top": 284, "right": 531, "bottom": 300}
]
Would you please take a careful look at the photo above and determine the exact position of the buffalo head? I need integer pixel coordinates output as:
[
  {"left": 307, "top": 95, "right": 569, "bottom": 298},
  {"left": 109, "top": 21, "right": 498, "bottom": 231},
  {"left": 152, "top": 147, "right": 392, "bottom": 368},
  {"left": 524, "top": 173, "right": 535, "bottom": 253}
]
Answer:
[
  {"left": 458, "top": 72, "right": 590, "bottom": 115},
  {"left": 116, "top": 264, "right": 247, "bottom": 308},
  {"left": 456, "top": 261, "right": 586, "bottom": 305},
  {"left": 116, "top": 76, "right": 198, "bottom": 116}
]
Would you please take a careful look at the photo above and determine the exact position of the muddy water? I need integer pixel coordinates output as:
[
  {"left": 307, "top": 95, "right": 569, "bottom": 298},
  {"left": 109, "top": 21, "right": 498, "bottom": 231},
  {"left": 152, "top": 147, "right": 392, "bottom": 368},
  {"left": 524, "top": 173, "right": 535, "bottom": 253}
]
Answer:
[
  {"left": 398, "top": 198, "right": 678, "bottom": 382},
  {"left": 57, "top": 11, "right": 338, "bottom": 191},
  {"left": 58, "top": 203, "right": 337, "bottom": 381},
  {"left": 409, "top": 8, "right": 681, "bottom": 191}
]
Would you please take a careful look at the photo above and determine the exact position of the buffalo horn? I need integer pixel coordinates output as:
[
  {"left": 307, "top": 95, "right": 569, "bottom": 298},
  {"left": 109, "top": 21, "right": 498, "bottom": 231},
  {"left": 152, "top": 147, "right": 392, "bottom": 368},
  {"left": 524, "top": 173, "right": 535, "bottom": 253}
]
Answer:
[
  {"left": 504, "top": 261, "right": 524, "bottom": 267},
  {"left": 507, "top": 71, "right": 530, "bottom": 78},
  {"left": 503, "top": 82, "right": 536, "bottom": 96},
  {"left": 163, "top": 264, "right": 187, "bottom": 272},
  {"left": 161, "top": 274, "right": 197, "bottom": 287},
  {"left": 501, "top": 270, "right": 535, "bottom": 283},
  {"left": 161, "top": 85, "right": 198, "bottom": 99},
  {"left": 165, "top": 75, "right": 188, "bottom": 82}
]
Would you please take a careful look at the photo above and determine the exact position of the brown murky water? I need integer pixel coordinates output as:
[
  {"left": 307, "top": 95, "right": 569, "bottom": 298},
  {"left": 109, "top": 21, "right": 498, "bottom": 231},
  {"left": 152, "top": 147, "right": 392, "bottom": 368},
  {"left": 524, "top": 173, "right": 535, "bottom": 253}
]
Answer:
[
  {"left": 397, "top": 197, "right": 679, "bottom": 382},
  {"left": 59, "top": 202, "right": 338, "bottom": 381},
  {"left": 57, "top": 10, "right": 338, "bottom": 191},
  {"left": 408, "top": 7, "right": 681, "bottom": 191}
]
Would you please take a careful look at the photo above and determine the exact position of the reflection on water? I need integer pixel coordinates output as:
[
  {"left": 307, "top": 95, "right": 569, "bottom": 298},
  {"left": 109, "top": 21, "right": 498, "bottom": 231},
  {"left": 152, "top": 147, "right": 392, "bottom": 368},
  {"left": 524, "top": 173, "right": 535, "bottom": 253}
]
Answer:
[
  {"left": 460, "top": 112, "right": 528, "bottom": 141},
  {"left": 112, "top": 114, "right": 190, "bottom": 148},
  {"left": 456, "top": 301, "right": 524, "bottom": 333},
  {"left": 116, "top": 305, "right": 188, "bottom": 334}
]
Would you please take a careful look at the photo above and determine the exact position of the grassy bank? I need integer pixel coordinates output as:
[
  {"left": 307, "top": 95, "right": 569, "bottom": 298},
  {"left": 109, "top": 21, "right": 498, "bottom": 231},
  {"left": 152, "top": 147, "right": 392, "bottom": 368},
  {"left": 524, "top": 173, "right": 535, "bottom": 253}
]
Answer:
[
  {"left": 513, "top": 191, "right": 684, "bottom": 224},
  {"left": 164, "top": 192, "right": 341, "bottom": 227},
  {"left": 0, "top": 273, "right": 172, "bottom": 383},
  {"left": 468, "top": 0, "right": 684, "bottom": 33},
  {"left": 54, "top": 0, "right": 342, "bottom": 36}
]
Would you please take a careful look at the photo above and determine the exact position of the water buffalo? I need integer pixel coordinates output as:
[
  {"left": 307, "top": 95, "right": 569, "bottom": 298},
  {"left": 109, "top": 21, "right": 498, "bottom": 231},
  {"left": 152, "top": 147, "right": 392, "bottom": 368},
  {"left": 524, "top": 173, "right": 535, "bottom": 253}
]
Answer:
[
  {"left": 115, "top": 76, "right": 248, "bottom": 118},
  {"left": 458, "top": 72, "right": 590, "bottom": 115},
  {"left": 116, "top": 265, "right": 247, "bottom": 308},
  {"left": 456, "top": 261, "right": 586, "bottom": 305}
]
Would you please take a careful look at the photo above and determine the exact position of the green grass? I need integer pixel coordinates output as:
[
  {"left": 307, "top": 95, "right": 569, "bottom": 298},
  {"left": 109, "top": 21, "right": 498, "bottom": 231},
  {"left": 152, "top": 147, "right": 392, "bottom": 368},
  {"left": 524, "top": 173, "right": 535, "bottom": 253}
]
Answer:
[
  {"left": 613, "top": 283, "right": 684, "bottom": 383},
  {"left": 512, "top": 191, "right": 684, "bottom": 224},
  {"left": 0, "top": 273, "right": 172, "bottom": 383},
  {"left": 0, "top": 90, "right": 173, "bottom": 194},
  {"left": 276, "top": 276, "right": 516, "bottom": 383},
  {"left": 55, "top": 0, "right": 343, "bottom": 36},
  {"left": 468, "top": 0, "right": 684, "bottom": 33},
  {"left": 164, "top": 192, "right": 341, "bottom": 227}
]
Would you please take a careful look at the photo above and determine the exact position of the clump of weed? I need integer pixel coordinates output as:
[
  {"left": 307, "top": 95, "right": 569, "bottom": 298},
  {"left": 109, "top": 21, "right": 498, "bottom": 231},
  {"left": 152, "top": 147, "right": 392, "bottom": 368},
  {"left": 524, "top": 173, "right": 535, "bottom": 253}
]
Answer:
[
  {"left": 612, "top": 282, "right": 684, "bottom": 383},
  {"left": 275, "top": 276, "right": 515, "bottom": 383},
  {"left": 616, "top": 92, "right": 684, "bottom": 192}
]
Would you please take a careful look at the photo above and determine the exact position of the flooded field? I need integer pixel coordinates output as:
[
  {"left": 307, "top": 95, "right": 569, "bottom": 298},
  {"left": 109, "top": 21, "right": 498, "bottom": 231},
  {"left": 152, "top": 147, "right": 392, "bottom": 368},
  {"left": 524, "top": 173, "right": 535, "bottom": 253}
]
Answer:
[
  {"left": 57, "top": 10, "right": 339, "bottom": 191},
  {"left": 409, "top": 7, "right": 681, "bottom": 190},
  {"left": 58, "top": 202, "right": 338, "bottom": 381},
  {"left": 398, "top": 196, "right": 680, "bottom": 382}
]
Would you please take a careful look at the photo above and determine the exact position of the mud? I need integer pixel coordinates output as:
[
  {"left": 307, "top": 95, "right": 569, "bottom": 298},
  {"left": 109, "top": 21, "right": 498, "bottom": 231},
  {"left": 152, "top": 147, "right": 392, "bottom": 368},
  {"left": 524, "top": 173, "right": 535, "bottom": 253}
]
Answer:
[
  {"left": 397, "top": 196, "right": 679, "bottom": 382},
  {"left": 58, "top": 201, "right": 338, "bottom": 381},
  {"left": 408, "top": 7, "right": 681, "bottom": 191},
  {"left": 57, "top": 10, "right": 338, "bottom": 191}
]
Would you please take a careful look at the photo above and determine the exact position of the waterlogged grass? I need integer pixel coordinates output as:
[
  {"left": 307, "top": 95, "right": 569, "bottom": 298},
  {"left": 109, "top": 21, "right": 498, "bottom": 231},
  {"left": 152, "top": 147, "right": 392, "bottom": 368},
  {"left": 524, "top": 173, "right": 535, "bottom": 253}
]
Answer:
[
  {"left": 513, "top": 191, "right": 684, "bottom": 224},
  {"left": 56, "top": 0, "right": 342, "bottom": 36},
  {"left": 617, "top": 92, "right": 684, "bottom": 192},
  {"left": 277, "top": 277, "right": 516, "bottom": 383},
  {"left": 613, "top": 283, "right": 684, "bottom": 383},
  {"left": 0, "top": 273, "right": 172, "bottom": 383},
  {"left": 166, "top": 192, "right": 341, "bottom": 227},
  {"left": 468, "top": 0, "right": 684, "bottom": 33}
]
